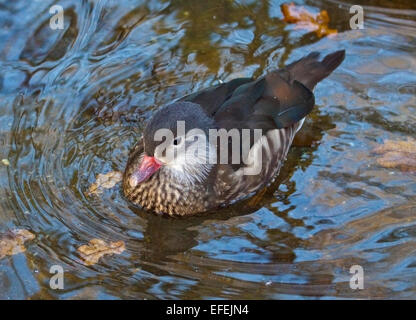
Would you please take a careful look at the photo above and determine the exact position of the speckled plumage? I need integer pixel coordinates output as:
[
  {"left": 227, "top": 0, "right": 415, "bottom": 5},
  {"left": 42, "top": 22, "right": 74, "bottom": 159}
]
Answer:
[
  {"left": 123, "top": 122, "right": 302, "bottom": 216},
  {"left": 123, "top": 50, "right": 345, "bottom": 216}
]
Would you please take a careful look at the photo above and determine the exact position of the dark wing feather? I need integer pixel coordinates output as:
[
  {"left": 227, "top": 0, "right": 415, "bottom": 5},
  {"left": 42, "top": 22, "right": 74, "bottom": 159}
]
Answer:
[
  {"left": 283, "top": 50, "right": 345, "bottom": 90},
  {"left": 213, "top": 71, "right": 314, "bottom": 131},
  {"left": 213, "top": 50, "right": 346, "bottom": 131},
  {"left": 179, "top": 77, "right": 253, "bottom": 116}
]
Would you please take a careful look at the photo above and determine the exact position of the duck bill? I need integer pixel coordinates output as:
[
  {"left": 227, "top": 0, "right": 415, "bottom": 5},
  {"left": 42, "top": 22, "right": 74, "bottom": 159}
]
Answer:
[{"left": 131, "top": 155, "right": 162, "bottom": 186}]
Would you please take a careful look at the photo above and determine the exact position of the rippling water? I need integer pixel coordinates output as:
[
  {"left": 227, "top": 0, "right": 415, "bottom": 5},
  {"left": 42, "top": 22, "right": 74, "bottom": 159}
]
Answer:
[{"left": 0, "top": 0, "right": 415, "bottom": 299}]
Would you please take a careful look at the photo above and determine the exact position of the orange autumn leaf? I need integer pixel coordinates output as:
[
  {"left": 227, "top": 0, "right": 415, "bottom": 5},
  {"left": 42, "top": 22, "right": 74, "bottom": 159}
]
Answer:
[
  {"left": 0, "top": 229, "right": 35, "bottom": 259},
  {"left": 77, "top": 238, "right": 125, "bottom": 266},
  {"left": 86, "top": 171, "right": 123, "bottom": 196},
  {"left": 373, "top": 137, "right": 416, "bottom": 172},
  {"left": 281, "top": 3, "right": 337, "bottom": 38}
]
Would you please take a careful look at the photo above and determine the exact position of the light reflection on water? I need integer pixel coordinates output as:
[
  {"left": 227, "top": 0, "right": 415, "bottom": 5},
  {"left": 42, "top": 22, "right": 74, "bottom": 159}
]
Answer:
[{"left": 0, "top": 0, "right": 415, "bottom": 299}]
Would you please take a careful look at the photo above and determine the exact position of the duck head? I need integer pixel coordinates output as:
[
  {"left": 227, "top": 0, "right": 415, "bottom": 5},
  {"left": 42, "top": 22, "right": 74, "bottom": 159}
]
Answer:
[{"left": 125, "top": 102, "right": 217, "bottom": 189}]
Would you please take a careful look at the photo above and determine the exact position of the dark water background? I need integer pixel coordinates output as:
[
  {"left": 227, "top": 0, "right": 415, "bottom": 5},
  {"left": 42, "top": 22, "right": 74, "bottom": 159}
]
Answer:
[{"left": 0, "top": 0, "right": 415, "bottom": 299}]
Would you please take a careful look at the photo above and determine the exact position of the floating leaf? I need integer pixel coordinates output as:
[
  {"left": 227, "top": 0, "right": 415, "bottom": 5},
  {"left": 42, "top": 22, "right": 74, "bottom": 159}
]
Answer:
[
  {"left": 77, "top": 239, "right": 125, "bottom": 266},
  {"left": 0, "top": 229, "right": 35, "bottom": 259},
  {"left": 87, "top": 171, "right": 123, "bottom": 196},
  {"left": 281, "top": 3, "right": 337, "bottom": 38},
  {"left": 373, "top": 137, "right": 416, "bottom": 172}
]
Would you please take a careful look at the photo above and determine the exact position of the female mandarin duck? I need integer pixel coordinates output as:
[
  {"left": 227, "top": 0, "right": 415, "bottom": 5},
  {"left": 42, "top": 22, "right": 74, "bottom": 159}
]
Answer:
[{"left": 123, "top": 50, "right": 345, "bottom": 216}]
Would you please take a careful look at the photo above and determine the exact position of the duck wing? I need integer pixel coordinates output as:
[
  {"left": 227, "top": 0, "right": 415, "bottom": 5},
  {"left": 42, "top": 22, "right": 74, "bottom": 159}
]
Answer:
[
  {"left": 179, "top": 77, "right": 253, "bottom": 116},
  {"left": 214, "top": 50, "right": 346, "bottom": 131},
  {"left": 209, "top": 50, "right": 345, "bottom": 202}
]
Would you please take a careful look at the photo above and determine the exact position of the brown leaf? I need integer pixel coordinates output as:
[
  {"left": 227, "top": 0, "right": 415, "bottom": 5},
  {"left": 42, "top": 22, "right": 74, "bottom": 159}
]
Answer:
[
  {"left": 77, "top": 238, "right": 125, "bottom": 266},
  {"left": 0, "top": 229, "right": 35, "bottom": 259},
  {"left": 86, "top": 171, "right": 123, "bottom": 196},
  {"left": 281, "top": 3, "right": 337, "bottom": 38},
  {"left": 373, "top": 137, "right": 416, "bottom": 172}
]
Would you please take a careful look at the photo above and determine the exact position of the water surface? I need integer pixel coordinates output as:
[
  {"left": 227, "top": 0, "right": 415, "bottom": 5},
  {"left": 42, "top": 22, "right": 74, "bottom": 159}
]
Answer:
[{"left": 0, "top": 0, "right": 416, "bottom": 299}]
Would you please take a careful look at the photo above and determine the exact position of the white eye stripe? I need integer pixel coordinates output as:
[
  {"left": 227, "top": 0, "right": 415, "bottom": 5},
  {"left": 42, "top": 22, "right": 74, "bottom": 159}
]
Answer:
[
  {"left": 183, "top": 134, "right": 198, "bottom": 140},
  {"left": 173, "top": 137, "right": 182, "bottom": 145},
  {"left": 171, "top": 134, "right": 202, "bottom": 147},
  {"left": 152, "top": 132, "right": 215, "bottom": 186}
]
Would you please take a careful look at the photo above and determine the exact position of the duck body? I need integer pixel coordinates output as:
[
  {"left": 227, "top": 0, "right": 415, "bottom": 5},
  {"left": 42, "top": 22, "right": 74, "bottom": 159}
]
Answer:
[{"left": 123, "top": 50, "right": 345, "bottom": 216}]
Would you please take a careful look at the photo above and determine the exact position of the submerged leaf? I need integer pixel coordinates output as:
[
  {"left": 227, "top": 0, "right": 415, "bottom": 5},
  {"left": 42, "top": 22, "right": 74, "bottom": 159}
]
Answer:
[
  {"left": 373, "top": 137, "right": 416, "bottom": 172},
  {"left": 281, "top": 3, "right": 337, "bottom": 38},
  {"left": 87, "top": 171, "right": 123, "bottom": 196},
  {"left": 77, "top": 238, "right": 125, "bottom": 266},
  {"left": 0, "top": 229, "right": 35, "bottom": 259}
]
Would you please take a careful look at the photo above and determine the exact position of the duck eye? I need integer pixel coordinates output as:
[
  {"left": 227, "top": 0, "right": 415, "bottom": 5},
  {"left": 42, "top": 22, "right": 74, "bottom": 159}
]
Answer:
[{"left": 173, "top": 137, "right": 181, "bottom": 146}]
